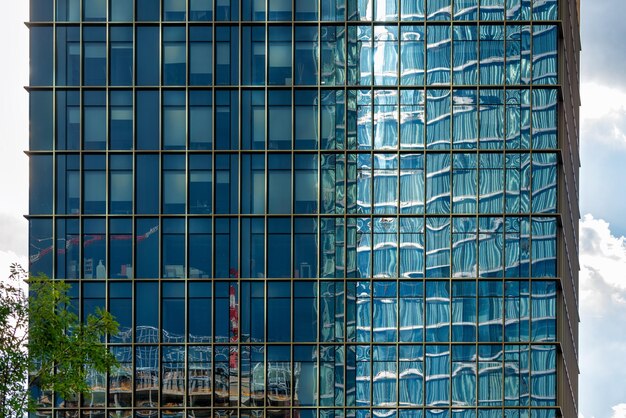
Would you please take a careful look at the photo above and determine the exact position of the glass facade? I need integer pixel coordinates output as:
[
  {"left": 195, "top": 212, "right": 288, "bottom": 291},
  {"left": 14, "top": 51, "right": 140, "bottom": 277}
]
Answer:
[{"left": 28, "top": 0, "right": 580, "bottom": 417}]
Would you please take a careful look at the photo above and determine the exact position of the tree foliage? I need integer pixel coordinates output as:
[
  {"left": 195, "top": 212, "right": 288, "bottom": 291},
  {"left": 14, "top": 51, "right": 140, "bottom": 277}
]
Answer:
[{"left": 0, "top": 264, "right": 118, "bottom": 417}]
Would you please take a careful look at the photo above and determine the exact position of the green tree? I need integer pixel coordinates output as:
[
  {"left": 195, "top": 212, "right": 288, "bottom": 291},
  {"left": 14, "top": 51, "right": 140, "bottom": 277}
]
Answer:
[{"left": 0, "top": 264, "right": 118, "bottom": 417}]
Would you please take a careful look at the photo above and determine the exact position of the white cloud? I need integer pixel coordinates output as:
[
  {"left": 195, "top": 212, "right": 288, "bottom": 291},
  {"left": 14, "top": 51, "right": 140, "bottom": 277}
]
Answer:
[
  {"left": 613, "top": 404, "right": 626, "bottom": 418},
  {"left": 580, "top": 215, "right": 626, "bottom": 417},
  {"left": 580, "top": 83, "right": 626, "bottom": 149}
]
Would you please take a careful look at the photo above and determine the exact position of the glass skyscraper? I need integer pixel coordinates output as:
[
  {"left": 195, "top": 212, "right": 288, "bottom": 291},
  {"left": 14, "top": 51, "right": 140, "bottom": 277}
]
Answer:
[{"left": 28, "top": 0, "right": 580, "bottom": 417}]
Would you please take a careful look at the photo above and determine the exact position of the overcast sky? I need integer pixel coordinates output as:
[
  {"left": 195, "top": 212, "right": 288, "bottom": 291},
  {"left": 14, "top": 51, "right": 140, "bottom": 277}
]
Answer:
[{"left": 0, "top": 2, "right": 622, "bottom": 417}]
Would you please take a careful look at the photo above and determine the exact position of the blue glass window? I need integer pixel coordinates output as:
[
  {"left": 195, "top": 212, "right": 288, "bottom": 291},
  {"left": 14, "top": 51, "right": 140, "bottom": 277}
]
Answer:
[
  {"left": 189, "top": 91, "right": 212, "bottom": 150},
  {"left": 83, "top": 91, "right": 106, "bottom": 150},
  {"left": 400, "top": 218, "right": 424, "bottom": 278},
  {"left": 356, "top": 282, "right": 371, "bottom": 341},
  {"left": 109, "top": 90, "right": 133, "bottom": 149},
  {"left": 110, "top": 26, "right": 134, "bottom": 86},
  {"left": 453, "top": 26, "right": 477, "bottom": 84},
  {"left": 453, "top": 153, "right": 477, "bottom": 213},
  {"left": 373, "top": 346, "right": 397, "bottom": 406},
  {"left": 320, "top": 26, "right": 346, "bottom": 86},
  {"left": 110, "top": 0, "right": 133, "bottom": 21},
  {"left": 531, "top": 281, "right": 556, "bottom": 342},
  {"left": 426, "top": 153, "right": 451, "bottom": 213},
  {"left": 30, "top": 90, "right": 53, "bottom": 150},
  {"left": 269, "top": 27, "right": 292, "bottom": 85},
  {"left": 215, "top": 154, "right": 239, "bottom": 214},
  {"left": 189, "top": 219, "right": 212, "bottom": 278},
  {"left": 294, "top": 154, "right": 318, "bottom": 213},
  {"left": 241, "top": 283, "right": 264, "bottom": 343},
  {"left": 163, "top": 90, "right": 186, "bottom": 150},
  {"left": 505, "top": 153, "right": 531, "bottom": 214},
  {"left": 215, "top": 26, "right": 239, "bottom": 85},
  {"left": 294, "top": 282, "right": 317, "bottom": 341},
  {"left": 455, "top": 0, "right": 477, "bottom": 20},
  {"left": 505, "top": 217, "right": 531, "bottom": 278},
  {"left": 479, "top": 90, "right": 504, "bottom": 149},
  {"left": 242, "top": 90, "right": 265, "bottom": 150},
  {"left": 162, "top": 220, "right": 185, "bottom": 279},
  {"left": 479, "top": 154, "right": 504, "bottom": 213},
  {"left": 56, "top": 0, "right": 79, "bottom": 21},
  {"left": 478, "top": 345, "right": 502, "bottom": 406},
  {"left": 426, "top": 90, "right": 451, "bottom": 149},
  {"left": 214, "top": 219, "right": 238, "bottom": 278},
  {"left": 56, "top": 26, "right": 79, "bottom": 86},
  {"left": 399, "top": 345, "right": 424, "bottom": 405},
  {"left": 357, "top": 90, "right": 373, "bottom": 149},
  {"left": 294, "top": 346, "right": 317, "bottom": 406},
  {"left": 243, "top": 0, "right": 266, "bottom": 20},
  {"left": 480, "top": 0, "right": 504, "bottom": 20},
  {"left": 83, "top": 218, "right": 106, "bottom": 279},
  {"left": 83, "top": 27, "right": 106, "bottom": 86},
  {"left": 136, "top": 282, "right": 158, "bottom": 336},
  {"left": 56, "top": 90, "right": 79, "bottom": 150},
  {"left": 83, "top": 0, "right": 105, "bottom": 21},
  {"left": 136, "top": 26, "right": 160, "bottom": 85},
  {"left": 109, "top": 154, "right": 133, "bottom": 214},
  {"left": 295, "top": 27, "right": 319, "bottom": 85},
  {"left": 55, "top": 218, "right": 79, "bottom": 279},
  {"left": 268, "top": 282, "right": 291, "bottom": 341},
  {"left": 296, "top": 0, "right": 318, "bottom": 20},
  {"left": 242, "top": 26, "right": 265, "bottom": 86},
  {"left": 189, "top": 154, "right": 213, "bottom": 214},
  {"left": 136, "top": 90, "right": 160, "bottom": 149},
  {"left": 241, "top": 218, "right": 265, "bottom": 278},
  {"left": 190, "top": 0, "right": 212, "bottom": 20},
  {"left": 269, "top": 0, "right": 292, "bottom": 20},
  {"left": 530, "top": 345, "right": 556, "bottom": 406},
  {"left": 164, "top": 0, "right": 186, "bottom": 20},
  {"left": 31, "top": 0, "right": 54, "bottom": 20},
  {"left": 215, "top": 90, "right": 239, "bottom": 150},
  {"left": 189, "top": 27, "right": 212, "bottom": 85},
  {"left": 399, "top": 155, "right": 424, "bottom": 214},
  {"left": 242, "top": 153, "right": 265, "bottom": 214},
  {"left": 136, "top": 218, "right": 160, "bottom": 279},
  {"left": 109, "top": 283, "right": 131, "bottom": 341},
  {"left": 373, "top": 152, "right": 398, "bottom": 209},
  {"left": 480, "top": 26, "right": 505, "bottom": 85},
  {"left": 136, "top": 154, "right": 160, "bottom": 214},
  {"left": 267, "top": 218, "right": 292, "bottom": 278},
  {"left": 137, "top": 0, "right": 159, "bottom": 21},
  {"left": 504, "top": 344, "right": 530, "bottom": 404},
  {"left": 532, "top": 153, "right": 557, "bottom": 213},
  {"left": 189, "top": 283, "right": 212, "bottom": 341},
  {"left": 356, "top": 218, "right": 372, "bottom": 278},
  {"left": 30, "top": 218, "right": 53, "bottom": 277},
  {"left": 427, "top": 0, "right": 451, "bottom": 20},
  {"left": 215, "top": 0, "right": 238, "bottom": 21},
  {"left": 294, "top": 218, "right": 317, "bottom": 278},
  {"left": 532, "top": 25, "right": 557, "bottom": 85},
  {"left": 268, "top": 154, "right": 292, "bottom": 213},
  {"left": 533, "top": 0, "right": 557, "bottom": 20},
  {"left": 83, "top": 154, "right": 105, "bottom": 214},
  {"left": 452, "top": 282, "right": 477, "bottom": 342},
  {"left": 109, "top": 218, "right": 133, "bottom": 279},
  {"left": 401, "top": 0, "right": 425, "bottom": 20},
  {"left": 532, "top": 89, "right": 558, "bottom": 149},
  {"left": 162, "top": 154, "right": 186, "bottom": 214},
  {"left": 163, "top": 26, "right": 187, "bottom": 85},
  {"left": 30, "top": 26, "right": 53, "bottom": 86},
  {"left": 531, "top": 217, "right": 556, "bottom": 278}
]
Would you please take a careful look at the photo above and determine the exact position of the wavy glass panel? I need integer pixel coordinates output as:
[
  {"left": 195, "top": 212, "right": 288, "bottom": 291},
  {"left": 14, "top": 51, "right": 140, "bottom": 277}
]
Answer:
[
  {"left": 530, "top": 345, "right": 556, "bottom": 406},
  {"left": 400, "top": 26, "right": 425, "bottom": 85},
  {"left": 357, "top": 345, "right": 372, "bottom": 405},
  {"left": 452, "top": 90, "right": 478, "bottom": 149},
  {"left": 400, "top": 154, "right": 425, "bottom": 214},
  {"left": 480, "top": 0, "right": 504, "bottom": 20},
  {"left": 374, "top": 27, "right": 399, "bottom": 86},
  {"left": 477, "top": 345, "right": 502, "bottom": 406},
  {"left": 453, "top": 26, "right": 478, "bottom": 85},
  {"left": 427, "top": 26, "right": 452, "bottom": 84},
  {"left": 452, "top": 345, "right": 476, "bottom": 405},
  {"left": 532, "top": 89, "right": 557, "bottom": 149},
  {"left": 426, "top": 154, "right": 451, "bottom": 214},
  {"left": 454, "top": 0, "right": 477, "bottom": 20},
  {"left": 400, "top": 89, "right": 425, "bottom": 148},
  {"left": 426, "top": 281, "right": 450, "bottom": 341},
  {"left": 478, "top": 281, "right": 503, "bottom": 342},
  {"left": 373, "top": 282, "right": 397, "bottom": 342},
  {"left": 357, "top": 218, "right": 373, "bottom": 277},
  {"left": 373, "top": 346, "right": 398, "bottom": 405},
  {"left": 479, "top": 26, "right": 505, "bottom": 85},
  {"left": 505, "top": 26, "right": 521, "bottom": 85},
  {"left": 373, "top": 218, "right": 398, "bottom": 277},
  {"left": 374, "top": 90, "right": 399, "bottom": 149},
  {"left": 358, "top": 154, "right": 373, "bottom": 213},
  {"left": 400, "top": 282, "right": 424, "bottom": 341},
  {"left": 504, "top": 344, "right": 530, "bottom": 406},
  {"left": 531, "top": 153, "right": 557, "bottom": 213},
  {"left": 375, "top": 0, "right": 398, "bottom": 21},
  {"left": 532, "top": 25, "right": 557, "bottom": 85},
  {"left": 400, "top": 218, "right": 425, "bottom": 278},
  {"left": 504, "top": 217, "right": 531, "bottom": 277},
  {"left": 479, "top": 90, "right": 504, "bottom": 149},
  {"left": 504, "top": 280, "right": 530, "bottom": 344},
  {"left": 532, "top": 0, "right": 557, "bottom": 20},
  {"left": 425, "top": 345, "right": 451, "bottom": 406},
  {"left": 452, "top": 218, "right": 477, "bottom": 278},
  {"left": 478, "top": 217, "right": 504, "bottom": 277},
  {"left": 426, "top": 90, "right": 451, "bottom": 149},
  {"left": 321, "top": 26, "right": 346, "bottom": 86},
  {"left": 453, "top": 154, "right": 477, "bottom": 213},
  {"left": 505, "top": 153, "right": 531, "bottom": 214},
  {"left": 478, "top": 154, "right": 504, "bottom": 214},
  {"left": 452, "top": 282, "right": 477, "bottom": 341},
  {"left": 426, "top": 217, "right": 451, "bottom": 278},
  {"left": 531, "top": 281, "right": 556, "bottom": 342},
  {"left": 399, "top": 345, "right": 424, "bottom": 405},
  {"left": 373, "top": 154, "right": 399, "bottom": 214},
  {"left": 531, "top": 217, "right": 556, "bottom": 278},
  {"left": 427, "top": 0, "right": 452, "bottom": 20},
  {"left": 358, "top": 90, "right": 373, "bottom": 149}
]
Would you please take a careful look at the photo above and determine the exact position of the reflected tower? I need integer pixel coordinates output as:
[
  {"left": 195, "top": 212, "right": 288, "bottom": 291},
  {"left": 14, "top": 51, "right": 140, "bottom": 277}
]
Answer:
[{"left": 28, "top": 0, "right": 579, "bottom": 416}]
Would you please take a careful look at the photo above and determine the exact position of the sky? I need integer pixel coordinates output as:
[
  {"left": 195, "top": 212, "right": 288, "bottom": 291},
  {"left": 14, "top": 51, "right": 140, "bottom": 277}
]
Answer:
[{"left": 0, "top": 1, "right": 623, "bottom": 417}]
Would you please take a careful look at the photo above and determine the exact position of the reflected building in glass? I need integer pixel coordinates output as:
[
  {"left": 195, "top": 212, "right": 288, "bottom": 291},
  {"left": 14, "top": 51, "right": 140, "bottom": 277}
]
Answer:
[{"left": 28, "top": 0, "right": 580, "bottom": 417}]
